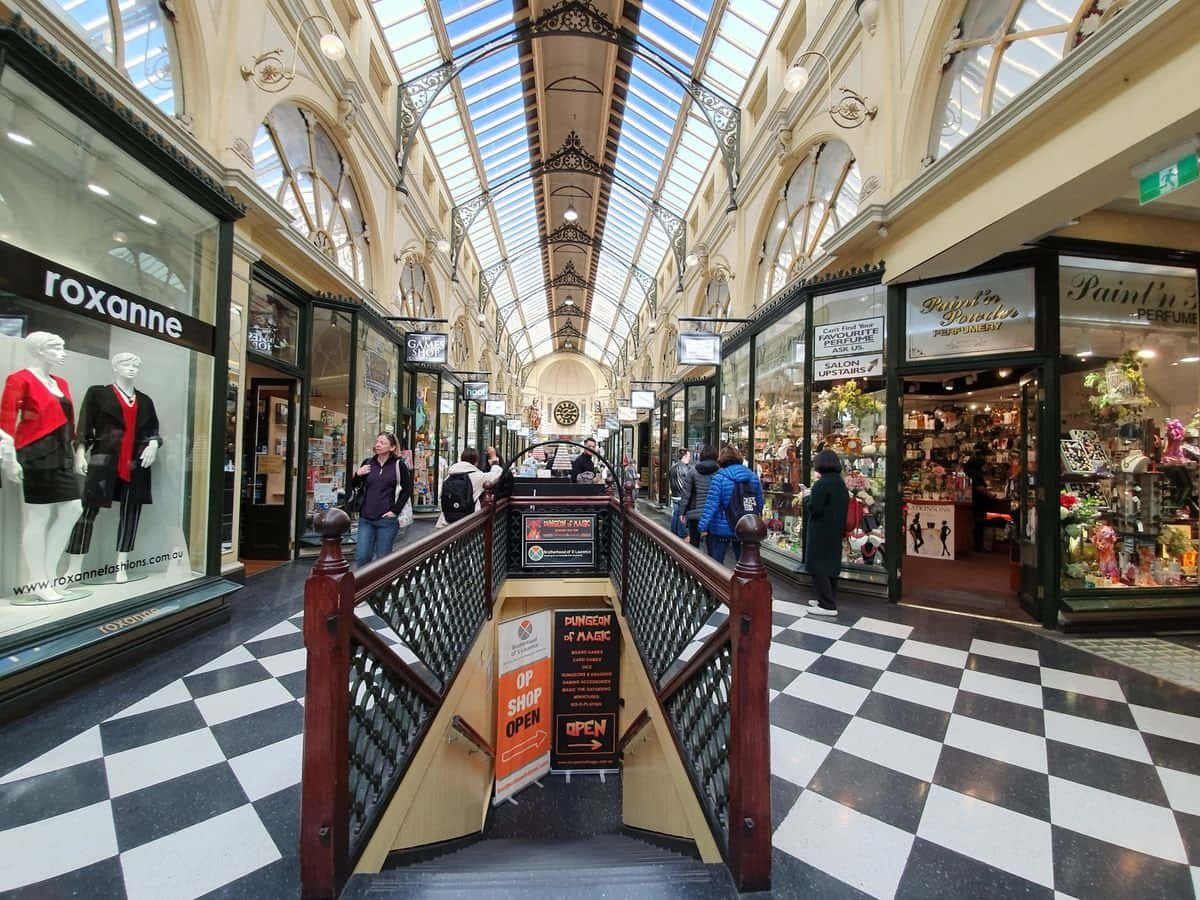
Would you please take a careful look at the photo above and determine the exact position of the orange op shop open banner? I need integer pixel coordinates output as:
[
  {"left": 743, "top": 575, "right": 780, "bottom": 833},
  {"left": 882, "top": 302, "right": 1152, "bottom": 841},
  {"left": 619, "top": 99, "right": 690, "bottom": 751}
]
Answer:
[{"left": 494, "top": 610, "right": 552, "bottom": 803}]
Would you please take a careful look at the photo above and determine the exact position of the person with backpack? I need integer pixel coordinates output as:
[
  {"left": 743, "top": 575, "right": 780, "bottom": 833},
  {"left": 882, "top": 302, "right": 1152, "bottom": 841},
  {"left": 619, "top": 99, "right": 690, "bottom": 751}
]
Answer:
[
  {"left": 698, "top": 445, "right": 764, "bottom": 565},
  {"left": 351, "top": 432, "right": 414, "bottom": 566},
  {"left": 804, "top": 449, "right": 850, "bottom": 616},
  {"left": 435, "top": 447, "right": 502, "bottom": 528},
  {"left": 668, "top": 448, "right": 693, "bottom": 538},
  {"left": 679, "top": 444, "right": 719, "bottom": 548}
]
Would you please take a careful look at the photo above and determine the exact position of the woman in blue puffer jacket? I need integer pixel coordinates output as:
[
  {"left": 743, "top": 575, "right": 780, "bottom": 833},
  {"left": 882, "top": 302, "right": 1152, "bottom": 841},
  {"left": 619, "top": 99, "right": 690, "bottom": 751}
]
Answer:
[{"left": 698, "top": 445, "right": 764, "bottom": 566}]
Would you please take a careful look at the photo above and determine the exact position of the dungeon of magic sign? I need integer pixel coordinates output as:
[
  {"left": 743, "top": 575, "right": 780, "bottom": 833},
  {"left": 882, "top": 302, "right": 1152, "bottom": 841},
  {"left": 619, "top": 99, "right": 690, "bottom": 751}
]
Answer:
[{"left": 522, "top": 515, "right": 596, "bottom": 568}]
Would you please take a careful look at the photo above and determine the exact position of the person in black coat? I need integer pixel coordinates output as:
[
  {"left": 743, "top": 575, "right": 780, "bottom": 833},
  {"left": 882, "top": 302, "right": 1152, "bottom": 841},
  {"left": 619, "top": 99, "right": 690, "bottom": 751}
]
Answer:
[
  {"left": 571, "top": 437, "right": 598, "bottom": 482},
  {"left": 804, "top": 449, "right": 849, "bottom": 616},
  {"left": 678, "top": 444, "right": 719, "bottom": 548}
]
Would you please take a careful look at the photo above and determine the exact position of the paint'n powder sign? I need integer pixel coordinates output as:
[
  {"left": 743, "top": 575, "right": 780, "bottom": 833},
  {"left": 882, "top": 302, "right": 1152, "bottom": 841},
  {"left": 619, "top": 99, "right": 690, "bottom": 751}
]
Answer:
[{"left": 906, "top": 269, "right": 1036, "bottom": 361}]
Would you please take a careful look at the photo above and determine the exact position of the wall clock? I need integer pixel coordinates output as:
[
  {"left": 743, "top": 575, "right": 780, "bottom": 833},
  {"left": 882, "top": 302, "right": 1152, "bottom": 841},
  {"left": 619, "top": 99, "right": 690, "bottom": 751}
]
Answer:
[{"left": 554, "top": 400, "right": 580, "bottom": 426}]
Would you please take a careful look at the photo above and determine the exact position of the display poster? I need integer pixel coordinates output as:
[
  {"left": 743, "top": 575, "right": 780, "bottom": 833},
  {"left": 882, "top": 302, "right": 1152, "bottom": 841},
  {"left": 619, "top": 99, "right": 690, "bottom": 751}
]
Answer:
[
  {"left": 551, "top": 609, "right": 620, "bottom": 771},
  {"left": 464, "top": 381, "right": 489, "bottom": 401},
  {"left": 312, "top": 481, "right": 337, "bottom": 507},
  {"left": 906, "top": 503, "right": 956, "bottom": 560},
  {"left": 522, "top": 515, "right": 596, "bottom": 568},
  {"left": 906, "top": 269, "right": 1036, "bottom": 361},
  {"left": 404, "top": 331, "right": 448, "bottom": 365},
  {"left": 439, "top": 394, "right": 455, "bottom": 414},
  {"left": 814, "top": 316, "right": 884, "bottom": 359},
  {"left": 1059, "top": 258, "right": 1198, "bottom": 330},
  {"left": 814, "top": 353, "right": 883, "bottom": 382},
  {"left": 495, "top": 610, "right": 552, "bottom": 804}
]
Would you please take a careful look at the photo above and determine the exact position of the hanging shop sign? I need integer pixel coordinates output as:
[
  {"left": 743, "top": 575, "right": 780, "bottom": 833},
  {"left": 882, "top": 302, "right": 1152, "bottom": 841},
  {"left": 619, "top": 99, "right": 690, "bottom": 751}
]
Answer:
[
  {"left": 604, "top": 415, "right": 619, "bottom": 430},
  {"left": 631, "top": 390, "right": 656, "bottom": 409},
  {"left": 1059, "top": 259, "right": 1198, "bottom": 329},
  {"left": 464, "top": 381, "right": 489, "bottom": 401},
  {"left": 485, "top": 399, "right": 506, "bottom": 417},
  {"left": 495, "top": 611, "right": 552, "bottom": 803},
  {"left": 0, "top": 241, "right": 216, "bottom": 354},
  {"left": 814, "top": 316, "right": 884, "bottom": 359},
  {"left": 814, "top": 353, "right": 884, "bottom": 382},
  {"left": 678, "top": 331, "right": 722, "bottom": 366},
  {"left": 906, "top": 269, "right": 1036, "bottom": 361},
  {"left": 618, "top": 406, "right": 636, "bottom": 423},
  {"left": 551, "top": 609, "right": 620, "bottom": 771},
  {"left": 507, "top": 418, "right": 521, "bottom": 431},
  {"left": 522, "top": 515, "right": 596, "bottom": 568},
  {"left": 404, "top": 331, "right": 448, "bottom": 365}
]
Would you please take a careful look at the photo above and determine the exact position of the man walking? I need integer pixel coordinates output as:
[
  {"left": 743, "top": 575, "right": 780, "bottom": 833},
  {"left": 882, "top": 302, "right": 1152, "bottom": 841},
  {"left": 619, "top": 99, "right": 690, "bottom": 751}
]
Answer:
[{"left": 668, "top": 448, "right": 692, "bottom": 538}]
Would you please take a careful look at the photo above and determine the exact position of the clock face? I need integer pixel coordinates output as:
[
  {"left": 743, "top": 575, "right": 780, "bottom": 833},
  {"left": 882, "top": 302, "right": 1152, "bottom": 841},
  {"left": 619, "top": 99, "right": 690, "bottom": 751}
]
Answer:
[{"left": 554, "top": 400, "right": 580, "bottom": 426}]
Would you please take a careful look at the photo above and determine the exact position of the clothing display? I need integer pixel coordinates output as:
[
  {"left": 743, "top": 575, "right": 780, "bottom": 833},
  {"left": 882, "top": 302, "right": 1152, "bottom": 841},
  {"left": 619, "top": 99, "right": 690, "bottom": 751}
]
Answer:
[{"left": 1, "top": 372, "right": 80, "bottom": 505}]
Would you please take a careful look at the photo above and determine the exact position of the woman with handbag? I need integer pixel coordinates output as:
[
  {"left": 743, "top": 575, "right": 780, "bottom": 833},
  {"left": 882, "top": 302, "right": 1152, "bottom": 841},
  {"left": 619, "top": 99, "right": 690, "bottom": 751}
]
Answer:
[{"left": 350, "top": 432, "right": 414, "bottom": 566}]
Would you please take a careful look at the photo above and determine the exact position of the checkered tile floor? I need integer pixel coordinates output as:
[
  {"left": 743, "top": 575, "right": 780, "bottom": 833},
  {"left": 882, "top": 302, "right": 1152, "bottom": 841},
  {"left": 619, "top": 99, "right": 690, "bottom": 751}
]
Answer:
[{"left": 1, "top": 596, "right": 1199, "bottom": 898}]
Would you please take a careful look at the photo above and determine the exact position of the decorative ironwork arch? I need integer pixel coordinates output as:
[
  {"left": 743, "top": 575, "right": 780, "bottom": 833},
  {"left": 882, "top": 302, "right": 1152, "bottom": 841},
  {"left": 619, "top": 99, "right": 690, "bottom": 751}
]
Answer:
[{"left": 397, "top": 0, "right": 740, "bottom": 210}]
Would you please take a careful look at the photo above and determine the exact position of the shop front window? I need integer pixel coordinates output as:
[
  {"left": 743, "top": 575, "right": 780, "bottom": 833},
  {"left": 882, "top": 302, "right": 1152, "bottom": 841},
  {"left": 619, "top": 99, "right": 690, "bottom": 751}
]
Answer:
[
  {"left": 354, "top": 322, "right": 399, "bottom": 462},
  {"left": 412, "top": 373, "right": 439, "bottom": 507},
  {"left": 247, "top": 280, "right": 300, "bottom": 366},
  {"left": 1058, "top": 257, "right": 1200, "bottom": 597},
  {"left": 649, "top": 405, "right": 662, "bottom": 504},
  {"left": 670, "top": 395, "right": 684, "bottom": 463},
  {"left": 439, "top": 385, "right": 458, "bottom": 471},
  {"left": 812, "top": 286, "right": 887, "bottom": 569},
  {"left": 304, "top": 308, "right": 350, "bottom": 535},
  {"left": 755, "top": 306, "right": 806, "bottom": 557},
  {"left": 0, "top": 66, "right": 217, "bottom": 635},
  {"left": 720, "top": 342, "right": 751, "bottom": 460},
  {"left": 685, "top": 384, "right": 708, "bottom": 451}
]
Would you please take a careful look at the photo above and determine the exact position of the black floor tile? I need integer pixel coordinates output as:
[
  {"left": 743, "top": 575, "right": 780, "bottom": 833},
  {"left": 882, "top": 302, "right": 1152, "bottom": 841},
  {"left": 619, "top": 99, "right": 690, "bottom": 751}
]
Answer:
[
  {"left": 806, "top": 656, "right": 881, "bottom": 691},
  {"left": 806, "top": 749, "right": 930, "bottom": 833},
  {"left": 965, "top": 653, "right": 1042, "bottom": 684},
  {"left": 243, "top": 631, "right": 306, "bottom": 658},
  {"left": 1045, "top": 740, "right": 1168, "bottom": 806},
  {"left": 0, "top": 759, "right": 110, "bottom": 829},
  {"left": 772, "top": 611, "right": 802, "bottom": 628},
  {"left": 0, "top": 856, "right": 127, "bottom": 900},
  {"left": 769, "top": 775, "right": 802, "bottom": 831},
  {"left": 1041, "top": 688, "right": 1138, "bottom": 729},
  {"left": 932, "top": 746, "right": 1050, "bottom": 822},
  {"left": 110, "top": 763, "right": 248, "bottom": 852},
  {"left": 772, "top": 629, "right": 834, "bottom": 655},
  {"left": 1120, "top": 677, "right": 1200, "bottom": 718},
  {"left": 197, "top": 857, "right": 295, "bottom": 900},
  {"left": 1051, "top": 825, "right": 1195, "bottom": 900},
  {"left": 761, "top": 848, "right": 873, "bottom": 900},
  {"left": 841, "top": 629, "right": 904, "bottom": 653},
  {"left": 769, "top": 693, "right": 852, "bottom": 747},
  {"left": 99, "top": 701, "right": 208, "bottom": 755},
  {"left": 953, "top": 691, "right": 1045, "bottom": 737},
  {"left": 1144, "top": 733, "right": 1200, "bottom": 775},
  {"left": 209, "top": 700, "right": 304, "bottom": 759},
  {"left": 1174, "top": 809, "right": 1200, "bottom": 867},
  {"left": 181, "top": 660, "right": 273, "bottom": 698},
  {"left": 887, "top": 654, "right": 963, "bottom": 688},
  {"left": 768, "top": 663, "right": 803, "bottom": 692},
  {"left": 254, "top": 782, "right": 302, "bottom": 859},
  {"left": 858, "top": 692, "right": 951, "bottom": 743},
  {"left": 895, "top": 837, "right": 1052, "bottom": 900},
  {"left": 278, "top": 670, "right": 307, "bottom": 699}
]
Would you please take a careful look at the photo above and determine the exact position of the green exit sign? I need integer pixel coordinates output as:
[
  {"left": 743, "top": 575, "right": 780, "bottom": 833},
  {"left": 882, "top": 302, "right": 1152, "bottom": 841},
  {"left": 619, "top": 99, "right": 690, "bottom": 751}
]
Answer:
[{"left": 1140, "top": 153, "right": 1199, "bottom": 204}]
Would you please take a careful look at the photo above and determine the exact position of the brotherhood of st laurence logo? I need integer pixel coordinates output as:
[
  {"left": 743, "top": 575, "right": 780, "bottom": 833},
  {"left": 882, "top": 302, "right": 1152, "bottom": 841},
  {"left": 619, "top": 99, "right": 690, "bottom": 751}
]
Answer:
[
  {"left": 517, "top": 619, "right": 534, "bottom": 640},
  {"left": 527, "top": 545, "right": 544, "bottom": 562}
]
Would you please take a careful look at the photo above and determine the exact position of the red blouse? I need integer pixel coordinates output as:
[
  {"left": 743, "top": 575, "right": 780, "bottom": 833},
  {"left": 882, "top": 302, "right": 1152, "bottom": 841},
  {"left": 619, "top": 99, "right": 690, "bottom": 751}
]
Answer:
[{"left": 0, "top": 370, "right": 73, "bottom": 449}]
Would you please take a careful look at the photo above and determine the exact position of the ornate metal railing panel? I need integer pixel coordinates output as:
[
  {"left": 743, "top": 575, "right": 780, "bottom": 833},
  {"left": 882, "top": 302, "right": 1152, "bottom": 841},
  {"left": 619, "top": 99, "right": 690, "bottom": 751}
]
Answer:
[
  {"left": 624, "top": 526, "right": 723, "bottom": 682},
  {"left": 363, "top": 529, "right": 486, "bottom": 683},
  {"left": 346, "top": 637, "right": 436, "bottom": 860},
  {"left": 609, "top": 501, "right": 624, "bottom": 598},
  {"left": 663, "top": 641, "right": 732, "bottom": 846},
  {"left": 491, "top": 501, "right": 509, "bottom": 592}
]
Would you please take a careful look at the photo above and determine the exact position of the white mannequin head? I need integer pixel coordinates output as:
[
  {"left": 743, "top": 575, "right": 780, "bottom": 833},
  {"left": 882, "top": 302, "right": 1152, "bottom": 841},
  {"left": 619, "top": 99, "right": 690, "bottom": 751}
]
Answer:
[
  {"left": 111, "top": 352, "right": 141, "bottom": 380},
  {"left": 25, "top": 332, "right": 66, "bottom": 369}
]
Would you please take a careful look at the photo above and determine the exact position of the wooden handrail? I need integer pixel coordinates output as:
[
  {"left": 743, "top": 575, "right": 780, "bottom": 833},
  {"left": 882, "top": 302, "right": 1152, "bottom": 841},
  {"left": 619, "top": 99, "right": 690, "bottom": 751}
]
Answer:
[
  {"left": 617, "top": 709, "right": 651, "bottom": 753},
  {"left": 656, "top": 620, "right": 732, "bottom": 703},
  {"left": 348, "top": 617, "right": 441, "bottom": 707},
  {"left": 450, "top": 715, "right": 495, "bottom": 759}
]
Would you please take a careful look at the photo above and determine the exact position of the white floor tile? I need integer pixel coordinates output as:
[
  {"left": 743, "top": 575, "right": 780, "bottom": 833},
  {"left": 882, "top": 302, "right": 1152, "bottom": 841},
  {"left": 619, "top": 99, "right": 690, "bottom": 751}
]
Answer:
[
  {"left": 825, "top": 640, "right": 894, "bottom": 670},
  {"left": 0, "top": 726, "right": 102, "bottom": 784},
  {"left": 959, "top": 669, "right": 1044, "bottom": 708},
  {"left": 852, "top": 617, "right": 913, "bottom": 640},
  {"left": 0, "top": 800, "right": 117, "bottom": 891},
  {"left": 1038, "top": 667, "right": 1124, "bottom": 703},
  {"left": 944, "top": 714, "right": 1048, "bottom": 774},
  {"left": 1129, "top": 704, "right": 1200, "bottom": 746},
  {"left": 782, "top": 671, "right": 870, "bottom": 715},
  {"left": 770, "top": 725, "right": 832, "bottom": 788},
  {"left": 770, "top": 625, "right": 784, "bottom": 638},
  {"left": 918, "top": 784, "right": 1053, "bottom": 887},
  {"left": 897, "top": 638, "right": 969, "bottom": 670},
  {"left": 187, "top": 645, "right": 255, "bottom": 676},
  {"left": 120, "top": 804, "right": 282, "bottom": 900},
  {"left": 768, "top": 689, "right": 780, "bottom": 703},
  {"left": 257, "top": 647, "right": 308, "bottom": 678},
  {"left": 247, "top": 620, "right": 301, "bottom": 642},
  {"left": 1043, "top": 710, "right": 1150, "bottom": 764},
  {"left": 787, "top": 616, "right": 849, "bottom": 640},
  {"left": 229, "top": 734, "right": 303, "bottom": 802},
  {"left": 1192, "top": 867, "right": 1200, "bottom": 900},
  {"left": 104, "top": 728, "right": 225, "bottom": 797},
  {"left": 1156, "top": 766, "right": 1200, "bottom": 817},
  {"left": 106, "top": 681, "right": 193, "bottom": 722},
  {"left": 836, "top": 717, "right": 943, "bottom": 782},
  {"left": 1049, "top": 775, "right": 1188, "bottom": 864},
  {"left": 969, "top": 638, "right": 1040, "bottom": 668},
  {"left": 773, "top": 599, "right": 814, "bottom": 618},
  {"left": 769, "top": 642, "right": 819, "bottom": 673},
  {"left": 193, "top": 678, "right": 296, "bottom": 727},
  {"left": 873, "top": 670, "right": 958, "bottom": 713},
  {"left": 774, "top": 790, "right": 914, "bottom": 900}
]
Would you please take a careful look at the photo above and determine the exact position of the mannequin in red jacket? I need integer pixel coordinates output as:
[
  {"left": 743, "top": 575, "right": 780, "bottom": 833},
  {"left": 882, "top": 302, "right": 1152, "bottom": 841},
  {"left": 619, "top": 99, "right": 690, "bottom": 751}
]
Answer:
[{"left": 0, "top": 332, "right": 85, "bottom": 604}]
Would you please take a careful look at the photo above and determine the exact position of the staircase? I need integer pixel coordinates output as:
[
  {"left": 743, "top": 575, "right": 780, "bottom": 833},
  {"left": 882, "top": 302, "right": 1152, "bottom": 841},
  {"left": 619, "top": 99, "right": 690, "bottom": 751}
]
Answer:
[{"left": 339, "top": 834, "right": 736, "bottom": 898}]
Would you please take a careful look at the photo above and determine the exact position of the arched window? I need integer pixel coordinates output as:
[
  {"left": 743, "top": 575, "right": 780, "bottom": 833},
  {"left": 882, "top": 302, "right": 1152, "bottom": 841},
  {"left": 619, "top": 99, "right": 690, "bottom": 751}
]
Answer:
[
  {"left": 43, "top": 0, "right": 182, "bottom": 115},
  {"left": 701, "top": 269, "right": 732, "bottom": 323},
  {"left": 930, "top": 0, "right": 1135, "bottom": 161},
  {"left": 759, "top": 142, "right": 861, "bottom": 303},
  {"left": 398, "top": 255, "right": 436, "bottom": 319},
  {"left": 107, "top": 246, "right": 188, "bottom": 298},
  {"left": 253, "top": 105, "right": 371, "bottom": 287},
  {"left": 450, "top": 320, "right": 469, "bottom": 366}
]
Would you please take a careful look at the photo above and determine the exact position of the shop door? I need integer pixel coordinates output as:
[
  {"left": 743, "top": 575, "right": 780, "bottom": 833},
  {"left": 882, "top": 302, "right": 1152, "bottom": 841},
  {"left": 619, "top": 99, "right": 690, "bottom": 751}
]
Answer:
[
  {"left": 1017, "top": 371, "right": 1044, "bottom": 619},
  {"left": 240, "top": 378, "right": 296, "bottom": 559}
]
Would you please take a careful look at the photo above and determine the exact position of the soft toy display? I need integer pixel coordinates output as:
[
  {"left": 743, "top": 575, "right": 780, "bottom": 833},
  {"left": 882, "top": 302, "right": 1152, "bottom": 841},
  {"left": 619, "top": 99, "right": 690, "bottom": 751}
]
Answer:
[{"left": 1093, "top": 523, "right": 1119, "bottom": 580}]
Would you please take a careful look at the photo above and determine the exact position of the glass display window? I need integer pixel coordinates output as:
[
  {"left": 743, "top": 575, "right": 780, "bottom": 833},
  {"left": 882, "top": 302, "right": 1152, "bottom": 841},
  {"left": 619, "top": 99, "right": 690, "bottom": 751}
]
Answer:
[
  {"left": 754, "top": 306, "right": 807, "bottom": 557},
  {"left": 439, "top": 385, "right": 458, "bottom": 469},
  {"left": 670, "top": 395, "right": 684, "bottom": 461},
  {"left": 247, "top": 280, "right": 300, "bottom": 366},
  {"left": 685, "top": 384, "right": 708, "bottom": 451},
  {"left": 304, "top": 308, "right": 350, "bottom": 535},
  {"left": 412, "top": 373, "right": 439, "bottom": 507},
  {"left": 719, "top": 342, "right": 751, "bottom": 460},
  {"left": 354, "top": 321, "right": 399, "bottom": 462},
  {"left": 1058, "top": 257, "right": 1200, "bottom": 597},
  {"left": 649, "top": 405, "right": 662, "bottom": 504}
]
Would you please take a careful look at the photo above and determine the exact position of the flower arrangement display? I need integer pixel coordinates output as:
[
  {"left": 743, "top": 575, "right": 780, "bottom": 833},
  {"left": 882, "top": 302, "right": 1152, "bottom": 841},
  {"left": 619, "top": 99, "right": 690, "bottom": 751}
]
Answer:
[{"left": 1082, "top": 350, "right": 1148, "bottom": 426}]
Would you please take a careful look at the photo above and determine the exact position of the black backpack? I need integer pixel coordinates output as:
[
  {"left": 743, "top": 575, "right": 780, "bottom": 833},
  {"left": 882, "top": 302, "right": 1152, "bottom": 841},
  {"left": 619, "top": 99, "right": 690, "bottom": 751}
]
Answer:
[
  {"left": 441, "top": 472, "right": 475, "bottom": 522},
  {"left": 492, "top": 466, "right": 515, "bottom": 500},
  {"left": 724, "top": 476, "right": 761, "bottom": 533}
]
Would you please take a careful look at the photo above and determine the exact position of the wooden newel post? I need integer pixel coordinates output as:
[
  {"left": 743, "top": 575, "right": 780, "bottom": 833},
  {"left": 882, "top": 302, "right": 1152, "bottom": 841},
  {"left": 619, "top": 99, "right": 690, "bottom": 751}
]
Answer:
[
  {"left": 481, "top": 483, "right": 495, "bottom": 619},
  {"left": 728, "top": 514, "right": 772, "bottom": 892},
  {"left": 300, "top": 508, "right": 354, "bottom": 900}
]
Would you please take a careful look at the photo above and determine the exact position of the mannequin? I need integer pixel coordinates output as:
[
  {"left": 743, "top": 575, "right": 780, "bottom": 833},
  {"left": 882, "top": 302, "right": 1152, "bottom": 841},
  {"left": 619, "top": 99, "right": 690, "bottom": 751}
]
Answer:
[
  {"left": 65, "top": 353, "right": 161, "bottom": 584},
  {"left": 0, "top": 332, "right": 84, "bottom": 604}
]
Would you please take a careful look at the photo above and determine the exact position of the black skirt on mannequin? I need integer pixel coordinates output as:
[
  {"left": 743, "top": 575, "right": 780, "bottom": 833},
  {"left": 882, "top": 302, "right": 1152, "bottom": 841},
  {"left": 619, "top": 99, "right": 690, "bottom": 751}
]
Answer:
[{"left": 17, "top": 397, "right": 79, "bottom": 504}]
